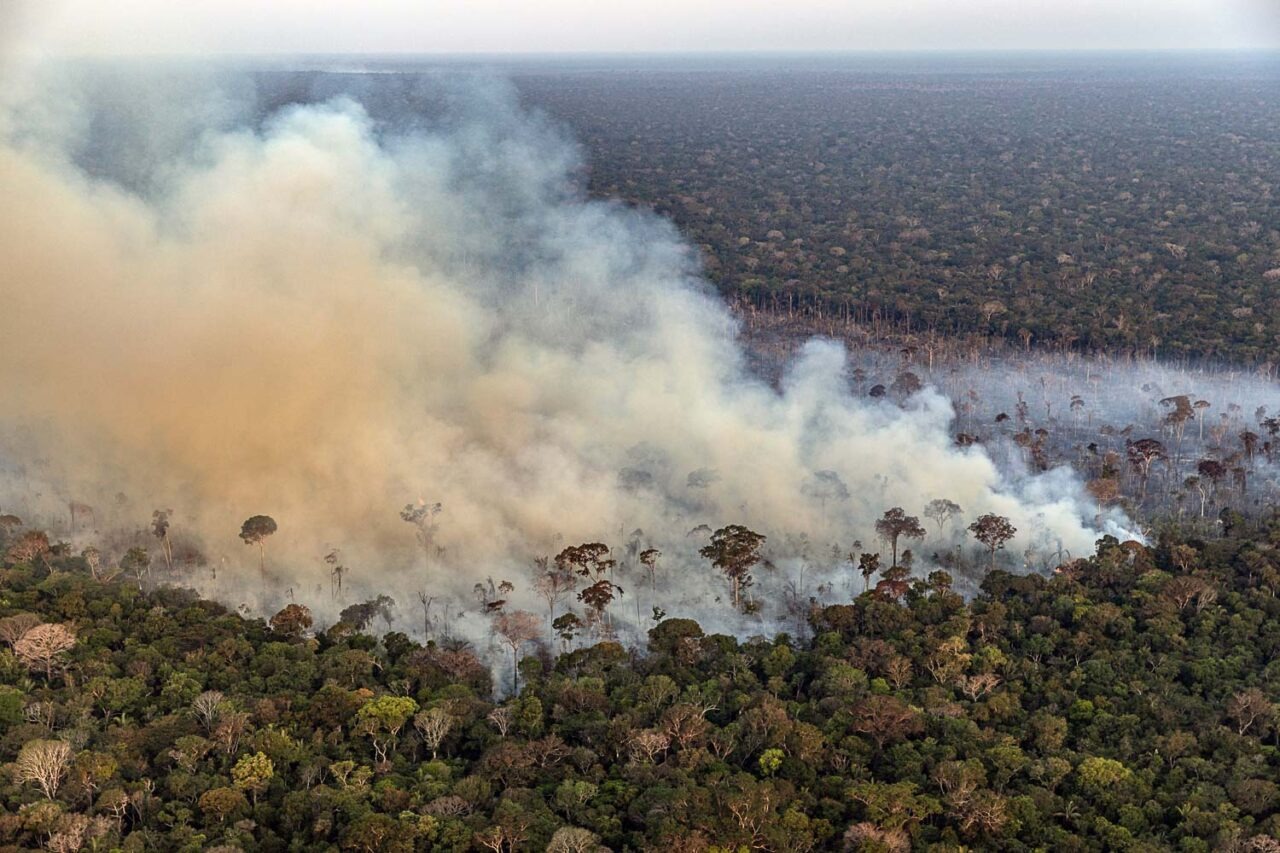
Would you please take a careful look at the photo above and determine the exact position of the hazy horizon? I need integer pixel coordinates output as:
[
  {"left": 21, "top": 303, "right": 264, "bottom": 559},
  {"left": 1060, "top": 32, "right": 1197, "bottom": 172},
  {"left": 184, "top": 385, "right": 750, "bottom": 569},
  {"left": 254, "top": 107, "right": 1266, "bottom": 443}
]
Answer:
[{"left": 4, "top": 0, "right": 1278, "bottom": 59}]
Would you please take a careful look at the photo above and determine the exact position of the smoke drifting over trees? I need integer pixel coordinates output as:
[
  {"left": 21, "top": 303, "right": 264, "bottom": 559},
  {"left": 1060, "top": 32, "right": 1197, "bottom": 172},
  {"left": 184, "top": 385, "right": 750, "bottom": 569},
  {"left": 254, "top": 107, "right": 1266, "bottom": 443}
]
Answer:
[{"left": 0, "top": 64, "right": 1129, "bottom": 634}]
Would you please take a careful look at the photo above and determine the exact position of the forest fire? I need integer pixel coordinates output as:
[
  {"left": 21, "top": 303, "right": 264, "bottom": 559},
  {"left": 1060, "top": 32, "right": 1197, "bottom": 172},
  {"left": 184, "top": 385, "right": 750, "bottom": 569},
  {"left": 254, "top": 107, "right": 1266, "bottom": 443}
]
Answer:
[
  {"left": 3, "top": 3, "right": 1280, "bottom": 849},
  {"left": 0, "top": 67, "right": 1131, "bottom": 636}
]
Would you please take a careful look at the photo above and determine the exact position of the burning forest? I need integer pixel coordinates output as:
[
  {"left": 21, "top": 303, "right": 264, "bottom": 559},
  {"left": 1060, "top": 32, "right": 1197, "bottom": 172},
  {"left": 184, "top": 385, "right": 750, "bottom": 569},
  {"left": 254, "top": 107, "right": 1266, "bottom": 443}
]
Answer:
[{"left": 0, "top": 67, "right": 1139, "bottom": 651}]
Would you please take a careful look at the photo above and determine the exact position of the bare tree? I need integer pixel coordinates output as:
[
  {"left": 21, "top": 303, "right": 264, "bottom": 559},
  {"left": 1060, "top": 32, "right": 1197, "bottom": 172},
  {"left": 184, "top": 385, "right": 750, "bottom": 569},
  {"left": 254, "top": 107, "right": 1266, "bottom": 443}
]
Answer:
[
  {"left": 325, "top": 549, "right": 347, "bottom": 598},
  {"left": 1227, "top": 688, "right": 1273, "bottom": 736},
  {"left": 843, "top": 823, "right": 909, "bottom": 853},
  {"left": 47, "top": 813, "right": 98, "bottom": 853},
  {"left": 214, "top": 711, "right": 251, "bottom": 756},
  {"left": 1194, "top": 400, "right": 1211, "bottom": 441},
  {"left": 416, "top": 591, "right": 436, "bottom": 640},
  {"left": 15, "top": 622, "right": 76, "bottom": 681},
  {"left": 486, "top": 705, "right": 513, "bottom": 738},
  {"left": 533, "top": 558, "right": 577, "bottom": 643},
  {"left": 0, "top": 612, "right": 41, "bottom": 647},
  {"left": 15, "top": 739, "right": 72, "bottom": 799},
  {"left": 546, "top": 826, "right": 603, "bottom": 853},
  {"left": 494, "top": 610, "right": 542, "bottom": 695},
  {"left": 6, "top": 529, "right": 51, "bottom": 567},
  {"left": 413, "top": 707, "right": 455, "bottom": 760},
  {"left": 959, "top": 673, "right": 1002, "bottom": 701},
  {"left": 1163, "top": 575, "right": 1217, "bottom": 613},
  {"left": 190, "top": 690, "right": 225, "bottom": 735},
  {"left": 476, "top": 825, "right": 523, "bottom": 853},
  {"left": 120, "top": 547, "right": 150, "bottom": 590},
  {"left": 853, "top": 695, "right": 923, "bottom": 750},
  {"left": 627, "top": 730, "right": 671, "bottom": 764},
  {"left": 923, "top": 499, "right": 963, "bottom": 533},
  {"left": 885, "top": 656, "right": 913, "bottom": 690},
  {"left": 81, "top": 546, "right": 106, "bottom": 581}
]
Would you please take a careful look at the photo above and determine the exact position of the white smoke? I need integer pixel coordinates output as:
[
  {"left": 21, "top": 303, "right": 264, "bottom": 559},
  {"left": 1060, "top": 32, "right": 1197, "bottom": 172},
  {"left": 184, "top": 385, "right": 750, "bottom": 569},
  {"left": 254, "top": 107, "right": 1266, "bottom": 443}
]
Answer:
[{"left": 0, "top": 63, "right": 1130, "bottom": 635}]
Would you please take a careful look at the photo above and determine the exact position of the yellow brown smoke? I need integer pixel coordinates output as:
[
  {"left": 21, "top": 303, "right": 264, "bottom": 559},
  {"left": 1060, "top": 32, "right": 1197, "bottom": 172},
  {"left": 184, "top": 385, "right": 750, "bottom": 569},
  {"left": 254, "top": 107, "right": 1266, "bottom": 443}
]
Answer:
[{"left": 0, "top": 67, "right": 1129, "bottom": 605}]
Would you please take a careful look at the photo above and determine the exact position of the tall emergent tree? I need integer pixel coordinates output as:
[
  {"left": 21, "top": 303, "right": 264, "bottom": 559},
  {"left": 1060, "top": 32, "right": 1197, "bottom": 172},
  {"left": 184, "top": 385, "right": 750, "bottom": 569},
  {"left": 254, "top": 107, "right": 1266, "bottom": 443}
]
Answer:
[
  {"left": 239, "top": 515, "right": 277, "bottom": 576},
  {"left": 400, "top": 500, "right": 443, "bottom": 570},
  {"left": 533, "top": 557, "right": 577, "bottom": 643},
  {"left": 923, "top": 498, "right": 963, "bottom": 533},
  {"left": 1126, "top": 439, "right": 1167, "bottom": 503},
  {"left": 875, "top": 508, "right": 926, "bottom": 568},
  {"left": 559, "top": 543, "right": 623, "bottom": 634},
  {"left": 700, "top": 525, "right": 766, "bottom": 610},
  {"left": 857, "top": 552, "right": 881, "bottom": 594},
  {"left": 555, "top": 543, "right": 615, "bottom": 581},
  {"left": 969, "top": 514, "right": 1017, "bottom": 569},
  {"left": 152, "top": 509, "right": 174, "bottom": 572},
  {"left": 577, "top": 578, "right": 623, "bottom": 636},
  {"left": 494, "top": 610, "right": 542, "bottom": 695},
  {"left": 640, "top": 547, "right": 662, "bottom": 594}
]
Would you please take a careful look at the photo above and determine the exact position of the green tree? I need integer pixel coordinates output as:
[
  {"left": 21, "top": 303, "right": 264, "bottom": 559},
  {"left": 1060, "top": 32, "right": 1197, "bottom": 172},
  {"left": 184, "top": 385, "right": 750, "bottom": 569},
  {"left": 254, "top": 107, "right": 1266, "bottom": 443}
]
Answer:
[
  {"left": 757, "top": 748, "right": 784, "bottom": 777},
  {"left": 848, "top": 780, "right": 941, "bottom": 832},
  {"left": 1076, "top": 756, "right": 1132, "bottom": 792},
  {"left": 231, "top": 751, "right": 274, "bottom": 805},
  {"left": 198, "top": 786, "right": 249, "bottom": 825},
  {"left": 355, "top": 695, "right": 419, "bottom": 764}
]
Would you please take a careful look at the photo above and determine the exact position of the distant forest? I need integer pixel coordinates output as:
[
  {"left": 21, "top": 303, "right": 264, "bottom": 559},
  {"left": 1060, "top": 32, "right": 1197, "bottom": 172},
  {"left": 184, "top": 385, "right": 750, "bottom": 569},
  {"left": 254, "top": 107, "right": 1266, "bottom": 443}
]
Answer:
[
  {"left": 507, "top": 56, "right": 1280, "bottom": 362},
  {"left": 246, "top": 56, "right": 1280, "bottom": 361}
]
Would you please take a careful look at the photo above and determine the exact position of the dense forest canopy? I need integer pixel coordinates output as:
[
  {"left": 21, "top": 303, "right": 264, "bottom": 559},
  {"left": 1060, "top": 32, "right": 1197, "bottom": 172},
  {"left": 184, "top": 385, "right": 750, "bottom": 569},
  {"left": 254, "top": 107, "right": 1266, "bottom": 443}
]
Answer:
[
  {"left": 3, "top": 515, "right": 1280, "bottom": 850},
  {"left": 509, "top": 55, "right": 1280, "bottom": 361}
]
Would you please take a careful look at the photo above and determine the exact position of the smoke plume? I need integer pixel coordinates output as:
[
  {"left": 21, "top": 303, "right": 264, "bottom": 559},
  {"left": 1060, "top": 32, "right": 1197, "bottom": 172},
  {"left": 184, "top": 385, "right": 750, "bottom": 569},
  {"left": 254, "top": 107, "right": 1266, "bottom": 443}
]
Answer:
[{"left": 0, "top": 64, "right": 1128, "bottom": 630}]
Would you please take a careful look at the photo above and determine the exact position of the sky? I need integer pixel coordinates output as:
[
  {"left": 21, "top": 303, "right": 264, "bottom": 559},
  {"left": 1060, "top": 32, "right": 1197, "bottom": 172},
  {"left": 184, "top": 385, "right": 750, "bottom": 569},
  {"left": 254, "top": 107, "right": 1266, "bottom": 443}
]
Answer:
[{"left": 3, "top": 0, "right": 1279, "bottom": 56}]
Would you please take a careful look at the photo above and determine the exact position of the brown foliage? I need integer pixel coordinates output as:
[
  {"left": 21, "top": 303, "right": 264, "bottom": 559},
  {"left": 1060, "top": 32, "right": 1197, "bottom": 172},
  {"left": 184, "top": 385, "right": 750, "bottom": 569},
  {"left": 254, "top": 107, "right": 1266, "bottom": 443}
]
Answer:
[
  {"left": 853, "top": 695, "right": 923, "bottom": 750},
  {"left": 14, "top": 622, "right": 77, "bottom": 680}
]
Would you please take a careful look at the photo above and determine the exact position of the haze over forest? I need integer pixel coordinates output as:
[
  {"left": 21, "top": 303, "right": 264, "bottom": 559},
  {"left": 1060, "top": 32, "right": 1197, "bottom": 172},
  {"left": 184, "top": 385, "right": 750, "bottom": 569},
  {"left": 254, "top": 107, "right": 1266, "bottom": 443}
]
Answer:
[{"left": 1, "top": 3, "right": 1280, "bottom": 852}]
